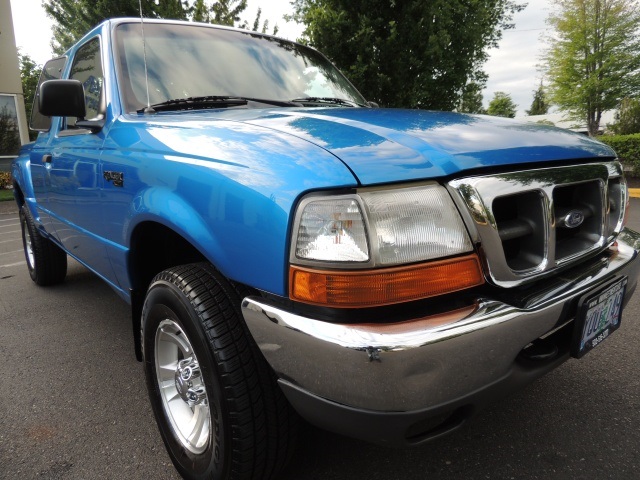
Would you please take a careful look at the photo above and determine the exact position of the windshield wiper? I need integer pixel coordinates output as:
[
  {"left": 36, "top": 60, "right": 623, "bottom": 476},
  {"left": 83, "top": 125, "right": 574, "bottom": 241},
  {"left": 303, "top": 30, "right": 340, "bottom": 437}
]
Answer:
[
  {"left": 138, "top": 96, "right": 245, "bottom": 113},
  {"left": 290, "top": 97, "right": 363, "bottom": 107},
  {"left": 138, "top": 96, "right": 301, "bottom": 113}
]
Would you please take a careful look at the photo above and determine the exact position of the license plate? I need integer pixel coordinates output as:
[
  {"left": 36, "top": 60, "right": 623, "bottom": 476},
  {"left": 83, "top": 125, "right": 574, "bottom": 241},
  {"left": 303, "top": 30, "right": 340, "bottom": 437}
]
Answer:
[{"left": 571, "top": 277, "right": 627, "bottom": 358}]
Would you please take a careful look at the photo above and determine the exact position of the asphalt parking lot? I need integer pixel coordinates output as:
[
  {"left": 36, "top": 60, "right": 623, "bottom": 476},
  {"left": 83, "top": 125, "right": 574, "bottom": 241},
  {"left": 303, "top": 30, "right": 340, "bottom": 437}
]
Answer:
[{"left": 1, "top": 199, "right": 639, "bottom": 480}]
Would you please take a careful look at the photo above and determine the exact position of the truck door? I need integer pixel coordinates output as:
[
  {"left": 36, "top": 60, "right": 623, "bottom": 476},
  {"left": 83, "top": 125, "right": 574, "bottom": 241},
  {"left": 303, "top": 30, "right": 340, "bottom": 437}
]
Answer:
[
  {"left": 28, "top": 56, "right": 67, "bottom": 232},
  {"left": 45, "top": 36, "right": 114, "bottom": 278}
]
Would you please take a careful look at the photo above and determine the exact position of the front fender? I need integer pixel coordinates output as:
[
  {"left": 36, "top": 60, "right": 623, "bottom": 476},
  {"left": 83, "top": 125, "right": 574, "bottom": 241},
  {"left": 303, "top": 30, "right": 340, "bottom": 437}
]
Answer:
[
  {"left": 123, "top": 185, "right": 290, "bottom": 293},
  {"left": 104, "top": 117, "right": 359, "bottom": 296},
  {"left": 127, "top": 186, "right": 223, "bottom": 261}
]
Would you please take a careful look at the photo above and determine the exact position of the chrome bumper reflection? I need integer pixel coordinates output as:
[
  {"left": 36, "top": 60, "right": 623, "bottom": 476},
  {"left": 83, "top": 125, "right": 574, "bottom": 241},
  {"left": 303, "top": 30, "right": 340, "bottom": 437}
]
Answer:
[{"left": 242, "top": 228, "right": 640, "bottom": 412}]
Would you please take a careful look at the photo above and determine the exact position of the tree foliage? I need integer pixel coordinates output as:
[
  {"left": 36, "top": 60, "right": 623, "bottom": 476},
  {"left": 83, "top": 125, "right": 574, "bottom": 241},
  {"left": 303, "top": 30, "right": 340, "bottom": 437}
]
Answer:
[
  {"left": 240, "top": 7, "right": 279, "bottom": 36},
  {"left": 487, "top": 91, "right": 517, "bottom": 117},
  {"left": 609, "top": 97, "right": 640, "bottom": 134},
  {"left": 192, "top": 0, "right": 211, "bottom": 22},
  {"left": 210, "top": 0, "right": 247, "bottom": 26},
  {"left": 599, "top": 133, "right": 640, "bottom": 173},
  {"left": 18, "top": 53, "right": 41, "bottom": 141},
  {"left": 526, "top": 82, "right": 550, "bottom": 115},
  {"left": 191, "top": 1, "right": 278, "bottom": 34},
  {"left": 543, "top": 0, "right": 640, "bottom": 136},
  {"left": 44, "top": 0, "right": 273, "bottom": 54},
  {"left": 457, "top": 82, "right": 486, "bottom": 114},
  {"left": 288, "top": 0, "right": 525, "bottom": 109},
  {"left": 44, "top": 0, "right": 189, "bottom": 54}
]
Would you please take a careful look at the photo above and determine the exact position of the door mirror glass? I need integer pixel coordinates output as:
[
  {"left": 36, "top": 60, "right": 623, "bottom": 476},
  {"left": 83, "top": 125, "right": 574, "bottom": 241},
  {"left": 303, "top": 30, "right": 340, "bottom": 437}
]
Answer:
[{"left": 30, "top": 56, "right": 67, "bottom": 132}]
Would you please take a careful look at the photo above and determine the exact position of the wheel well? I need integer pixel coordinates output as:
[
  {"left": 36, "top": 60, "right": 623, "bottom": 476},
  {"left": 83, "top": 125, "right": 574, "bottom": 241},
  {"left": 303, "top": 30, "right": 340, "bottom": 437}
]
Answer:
[
  {"left": 129, "top": 221, "right": 207, "bottom": 291},
  {"left": 129, "top": 221, "right": 207, "bottom": 360}
]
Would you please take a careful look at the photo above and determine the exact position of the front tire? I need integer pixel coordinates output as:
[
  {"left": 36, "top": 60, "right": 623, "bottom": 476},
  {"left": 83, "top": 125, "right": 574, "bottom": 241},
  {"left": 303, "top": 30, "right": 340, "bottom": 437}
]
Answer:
[
  {"left": 142, "top": 263, "right": 296, "bottom": 480},
  {"left": 19, "top": 204, "right": 67, "bottom": 286}
]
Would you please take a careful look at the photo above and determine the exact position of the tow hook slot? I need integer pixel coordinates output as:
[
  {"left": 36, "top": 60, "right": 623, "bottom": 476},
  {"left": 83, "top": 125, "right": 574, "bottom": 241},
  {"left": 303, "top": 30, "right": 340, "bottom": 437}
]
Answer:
[{"left": 519, "top": 340, "right": 559, "bottom": 362}]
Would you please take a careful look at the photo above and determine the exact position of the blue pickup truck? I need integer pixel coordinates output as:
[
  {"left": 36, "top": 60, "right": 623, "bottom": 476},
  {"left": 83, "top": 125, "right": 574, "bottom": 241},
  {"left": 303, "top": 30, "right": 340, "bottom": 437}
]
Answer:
[{"left": 12, "top": 18, "right": 640, "bottom": 480}]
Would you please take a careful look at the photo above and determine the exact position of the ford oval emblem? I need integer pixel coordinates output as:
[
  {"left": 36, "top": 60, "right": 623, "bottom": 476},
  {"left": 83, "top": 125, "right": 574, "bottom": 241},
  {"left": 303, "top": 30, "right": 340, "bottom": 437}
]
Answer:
[{"left": 564, "top": 210, "right": 585, "bottom": 228}]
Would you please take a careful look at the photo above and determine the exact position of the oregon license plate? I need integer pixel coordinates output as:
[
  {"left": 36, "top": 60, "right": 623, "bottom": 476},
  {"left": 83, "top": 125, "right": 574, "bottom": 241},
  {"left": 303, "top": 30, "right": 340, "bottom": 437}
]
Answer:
[{"left": 571, "top": 277, "right": 627, "bottom": 358}]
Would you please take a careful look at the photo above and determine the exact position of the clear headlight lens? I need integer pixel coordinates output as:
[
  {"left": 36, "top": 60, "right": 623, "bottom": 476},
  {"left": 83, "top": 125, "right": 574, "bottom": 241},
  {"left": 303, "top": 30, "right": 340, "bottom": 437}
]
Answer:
[
  {"left": 360, "top": 185, "right": 473, "bottom": 265},
  {"left": 292, "top": 184, "right": 473, "bottom": 267},
  {"left": 295, "top": 198, "right": 369, "bottom": 262}
]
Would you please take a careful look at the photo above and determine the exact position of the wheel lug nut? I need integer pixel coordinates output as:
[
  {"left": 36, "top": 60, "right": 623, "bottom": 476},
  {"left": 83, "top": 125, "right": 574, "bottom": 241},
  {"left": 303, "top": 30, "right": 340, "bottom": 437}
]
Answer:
[
  {"left": 186, "top": 386, "right": 207, "bottom": 407},
  {"left": 178, "top": 357, "right": 201, "bottom": 381}
]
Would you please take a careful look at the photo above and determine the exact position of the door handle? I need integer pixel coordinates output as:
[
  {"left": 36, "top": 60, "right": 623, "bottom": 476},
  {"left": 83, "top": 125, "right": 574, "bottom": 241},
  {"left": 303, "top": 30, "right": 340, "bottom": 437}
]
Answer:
[{"left": 42, "top": 154, "right": 52, "bottom": 164}]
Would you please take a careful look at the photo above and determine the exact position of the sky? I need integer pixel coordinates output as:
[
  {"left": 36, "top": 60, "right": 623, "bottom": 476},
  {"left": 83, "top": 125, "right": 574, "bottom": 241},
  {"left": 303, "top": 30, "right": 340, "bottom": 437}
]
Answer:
[{"left": 8, "top": 0, "right": 553, "bottom": 117}]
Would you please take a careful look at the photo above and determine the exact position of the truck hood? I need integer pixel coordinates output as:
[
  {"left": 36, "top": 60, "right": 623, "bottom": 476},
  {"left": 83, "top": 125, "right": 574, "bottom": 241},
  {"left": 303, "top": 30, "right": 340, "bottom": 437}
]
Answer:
[
  {"left": 132, "top": 108, "right": 616, "bottom": 186},
  {"left": 236, "top": 108, "right": 615, "bottom": 184}
]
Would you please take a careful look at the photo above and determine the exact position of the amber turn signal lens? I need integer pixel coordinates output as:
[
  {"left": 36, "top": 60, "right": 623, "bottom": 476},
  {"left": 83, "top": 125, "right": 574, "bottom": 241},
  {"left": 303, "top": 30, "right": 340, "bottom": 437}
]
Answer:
[{"left": 289, "top": 254, "right": 484, "bottom": 308}]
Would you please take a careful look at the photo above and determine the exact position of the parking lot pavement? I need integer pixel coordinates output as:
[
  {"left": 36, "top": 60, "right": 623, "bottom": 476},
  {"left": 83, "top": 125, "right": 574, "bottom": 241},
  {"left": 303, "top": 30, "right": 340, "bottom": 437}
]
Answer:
[
  {"left": 1, "top": 199, "right": 639, "bottom": 479},
  {"left": 0, "top": 201, "right": 23, "bottom": 271},
  {"left": 0, "top": 200, "right": 180, "bottom": 480}
]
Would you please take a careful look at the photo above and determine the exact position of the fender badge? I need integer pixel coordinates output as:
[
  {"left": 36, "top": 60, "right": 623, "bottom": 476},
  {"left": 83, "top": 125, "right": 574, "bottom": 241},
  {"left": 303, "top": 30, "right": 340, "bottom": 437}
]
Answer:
[
  {"left": 564, "top": 210, "right": 585, "bottom": 228},
  {"left": 104, "top": 171, "right": 124, "bottom": 188}
]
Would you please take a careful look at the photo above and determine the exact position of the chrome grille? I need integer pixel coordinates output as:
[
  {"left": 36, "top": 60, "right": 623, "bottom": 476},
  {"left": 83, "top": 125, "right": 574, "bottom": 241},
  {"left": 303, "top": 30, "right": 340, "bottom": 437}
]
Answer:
[
  {"left": 493, "top": 190, "right": 546, "bottom": 272},
  {"left": 552, "top": 180, "right": 603, "bottom": 261},
  {"left": 448, "top": 161, "right": 627, "bottom": 287}
]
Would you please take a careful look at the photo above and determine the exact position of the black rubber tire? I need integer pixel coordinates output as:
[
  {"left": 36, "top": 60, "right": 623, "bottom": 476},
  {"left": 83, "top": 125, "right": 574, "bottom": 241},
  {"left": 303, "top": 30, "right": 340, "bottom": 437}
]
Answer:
[
  {"left": 19, "top": 204, "right": 67, "bottom": 286},
  {"left": 141, "top": 263, "right": 297, "bottom": 480}
]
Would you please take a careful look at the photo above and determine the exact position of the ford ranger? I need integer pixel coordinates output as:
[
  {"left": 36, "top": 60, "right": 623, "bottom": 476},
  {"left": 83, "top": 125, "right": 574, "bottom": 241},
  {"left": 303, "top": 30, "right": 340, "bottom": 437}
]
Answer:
[{"left": 11, "top": 18, "right": 640, "bottom": 480}]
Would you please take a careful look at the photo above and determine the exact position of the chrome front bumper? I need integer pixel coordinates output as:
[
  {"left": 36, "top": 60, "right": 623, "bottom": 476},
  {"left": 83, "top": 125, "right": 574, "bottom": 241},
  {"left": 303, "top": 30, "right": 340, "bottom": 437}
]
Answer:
[{"left": 242, "top": 228, "right": 640, "bottom": 417}]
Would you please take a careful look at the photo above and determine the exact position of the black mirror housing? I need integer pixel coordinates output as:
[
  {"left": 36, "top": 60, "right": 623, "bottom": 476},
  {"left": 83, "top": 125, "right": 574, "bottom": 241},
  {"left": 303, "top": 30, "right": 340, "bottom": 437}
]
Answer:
[{"left": 39, "top": 79, "right": 86, "bottom": 118}]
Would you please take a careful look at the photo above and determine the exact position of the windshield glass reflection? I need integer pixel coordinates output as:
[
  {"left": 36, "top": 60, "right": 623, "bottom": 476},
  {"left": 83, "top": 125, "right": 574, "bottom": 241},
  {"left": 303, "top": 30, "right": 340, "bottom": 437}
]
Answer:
[{"left": 114, "top": 23, "right": 366, "bottom": 112}]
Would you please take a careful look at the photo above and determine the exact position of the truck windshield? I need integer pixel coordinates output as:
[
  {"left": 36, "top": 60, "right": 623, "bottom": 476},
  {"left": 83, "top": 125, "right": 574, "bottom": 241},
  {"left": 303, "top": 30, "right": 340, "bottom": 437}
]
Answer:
[{"left": 114, "top": 22, "right": 367, "bottom": 113}]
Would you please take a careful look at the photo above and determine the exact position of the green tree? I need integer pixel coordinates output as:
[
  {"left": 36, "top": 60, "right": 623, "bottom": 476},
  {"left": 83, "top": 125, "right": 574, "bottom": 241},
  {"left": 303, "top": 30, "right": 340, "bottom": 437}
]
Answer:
[
  {"left": 487, "top": 91, "right": 517, "bottom": 118},
  {"left": 210, "top": 0, "right": 247, "bottom": 26},
  {"left": 154, "top": 0, "right": 189, "bottom": 20},
  {"left": 526, "top": 82, "right": 550, "bottom": 115},
  {"left": 192, "top": 0, "right": 210, "bottom": 22},
  {"left": 193, "top": 1, "right": 275, "bottom": 33},
  {"left": 288, "top": 0, "right": 524, "bottom": 109},
  {"left": 45, "top": 0, "right": 257, "bottom": 53},
  {"left": 457, "top": 82, "right": 486, "bottom": 114},
  {"left": 609, "top": 97, "right": 640, "bottom": 134},
  {"left": 543, "top": 0, "right": 640, "bottom": 136},
  {"left": 44, "top": 0, "right": 189, "bottom": 54},
  {"left": 240, "top": 7, "right": 279, "bottom": 35},
  {"left": 18, "top": 53, "right": 41, "bottom": 141}
]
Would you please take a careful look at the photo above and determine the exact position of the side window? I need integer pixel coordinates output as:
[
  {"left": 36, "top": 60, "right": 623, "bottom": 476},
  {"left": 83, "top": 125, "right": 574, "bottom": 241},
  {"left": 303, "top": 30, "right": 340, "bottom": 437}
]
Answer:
[
  {"left": 66, "top": 38, "right": 104, "bottom": 128},
  {"left": 30, "top": 56, "right": 67, "bottom": 131}
]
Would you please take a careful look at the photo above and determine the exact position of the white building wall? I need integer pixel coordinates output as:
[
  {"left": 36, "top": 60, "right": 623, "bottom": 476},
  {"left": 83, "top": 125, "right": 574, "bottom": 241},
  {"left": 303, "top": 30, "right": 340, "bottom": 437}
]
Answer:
[{"left": 0, "top": 0, "right": 30, "bottom": 171}]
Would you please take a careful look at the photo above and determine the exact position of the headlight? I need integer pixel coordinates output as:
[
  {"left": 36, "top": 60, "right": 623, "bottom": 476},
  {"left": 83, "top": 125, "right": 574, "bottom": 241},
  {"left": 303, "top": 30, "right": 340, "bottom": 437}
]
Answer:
[
  {"left": 289, "top": 183, "right": 483, "bottom": 307},
  {"left": 294, "top": 197, "right": 369, "bottom": 262},
  {"left": 360, "top": 185, "right": 474, "bottom": 265}
]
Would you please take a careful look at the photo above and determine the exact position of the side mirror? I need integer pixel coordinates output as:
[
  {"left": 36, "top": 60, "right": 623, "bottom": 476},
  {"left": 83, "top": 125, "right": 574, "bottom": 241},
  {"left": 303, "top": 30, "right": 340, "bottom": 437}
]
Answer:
[{"left": 39, "top": 79, "right": 86, "bottom": 118}]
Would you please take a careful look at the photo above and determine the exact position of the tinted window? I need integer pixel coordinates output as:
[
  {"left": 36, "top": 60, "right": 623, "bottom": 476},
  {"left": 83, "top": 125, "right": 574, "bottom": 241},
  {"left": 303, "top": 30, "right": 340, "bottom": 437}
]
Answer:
[
  {"left": 67, "top": 38, "right": 104, "bottom": 128},
  {"left": 0, "top": 95, "right": 21, "bottom": 156},
  {"left": 30, "top": 56, "right": 67, "bottom": 131}
]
